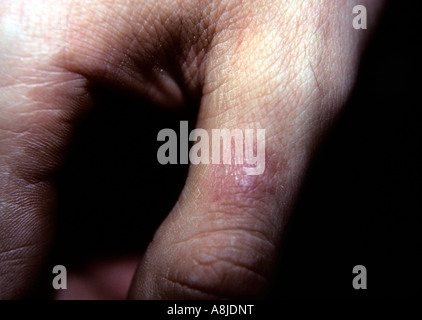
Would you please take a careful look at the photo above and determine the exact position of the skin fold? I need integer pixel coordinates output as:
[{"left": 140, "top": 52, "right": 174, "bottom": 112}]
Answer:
[{"left": 0, "top": 0, "right": 384, "bottom": 299}]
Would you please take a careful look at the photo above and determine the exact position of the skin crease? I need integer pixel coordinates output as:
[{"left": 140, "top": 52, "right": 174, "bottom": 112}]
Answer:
[{"left": 0, "top": 0, "right": 385, "bottom": 299}]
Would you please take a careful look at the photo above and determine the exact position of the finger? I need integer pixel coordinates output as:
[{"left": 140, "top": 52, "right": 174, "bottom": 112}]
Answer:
[
  {"left": 129, "top": 0, "right": 385, "bottom": 299},
  {"left": 0, "top": 0, "right": 187, "bottom": 298},
  {"left": 0, "top": 1, "right": 92, "bottom": 297}
]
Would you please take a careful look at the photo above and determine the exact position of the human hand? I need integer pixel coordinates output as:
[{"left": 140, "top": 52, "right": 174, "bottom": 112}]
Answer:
[{"left": 0, "top": 0, "right": 384, "bottom": 299}]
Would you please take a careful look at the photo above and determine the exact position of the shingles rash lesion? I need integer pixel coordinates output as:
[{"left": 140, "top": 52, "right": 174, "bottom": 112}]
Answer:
[{"left": 198, "top": 143, "right": 286, "bottom": 216}]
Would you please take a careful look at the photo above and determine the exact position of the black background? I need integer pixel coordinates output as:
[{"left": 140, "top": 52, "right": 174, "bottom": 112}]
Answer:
[
  {"left": 273, "top": 0, "right": 422, "bottom": 299},
  {"left": 51, "top": 0, "right": 422, "bottom": 299}
]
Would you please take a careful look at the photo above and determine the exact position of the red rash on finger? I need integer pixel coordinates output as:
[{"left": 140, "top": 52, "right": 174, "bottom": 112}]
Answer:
[{"left": 204, "top": 145, "right": 285, "bottom": 208}]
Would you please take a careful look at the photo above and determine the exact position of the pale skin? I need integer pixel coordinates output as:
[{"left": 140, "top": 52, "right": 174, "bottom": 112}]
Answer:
[{"left": 0, "top": 0, "right": 384, "bottom": 299}]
